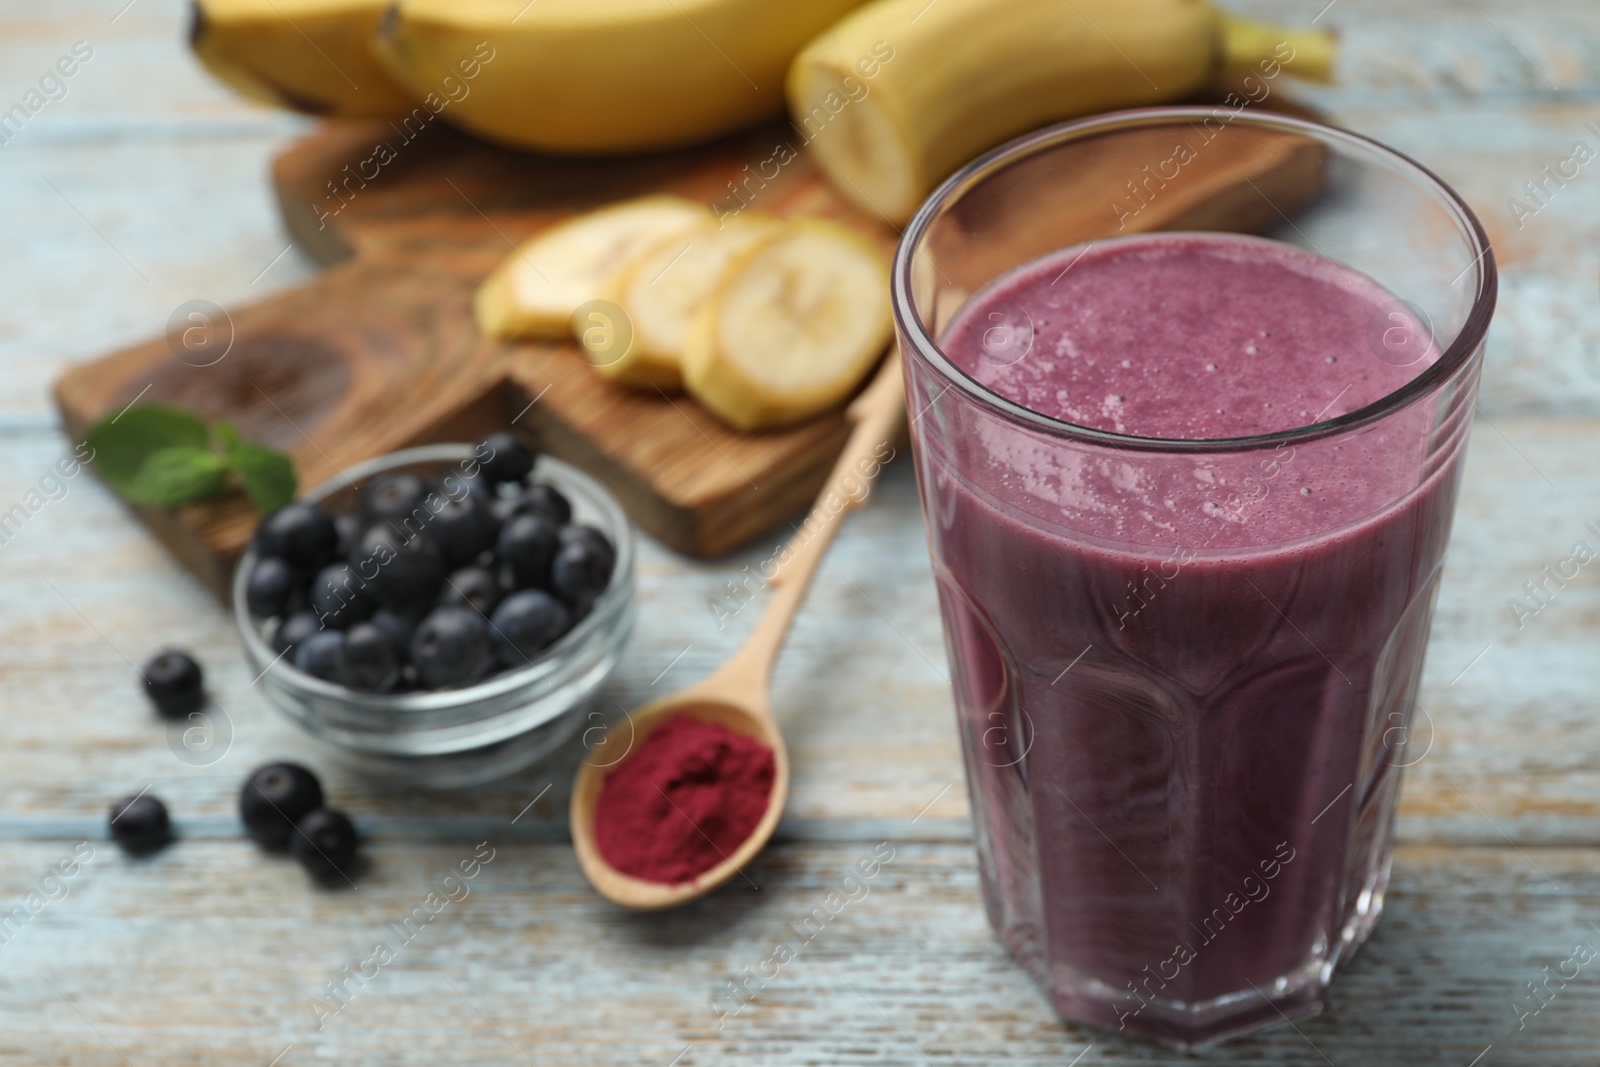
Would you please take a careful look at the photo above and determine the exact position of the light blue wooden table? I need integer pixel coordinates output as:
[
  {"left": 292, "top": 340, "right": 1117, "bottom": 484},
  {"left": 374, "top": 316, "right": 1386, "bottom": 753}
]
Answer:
[{"left": 3, "top": 1, "right": 1600, "bottom": 1062}]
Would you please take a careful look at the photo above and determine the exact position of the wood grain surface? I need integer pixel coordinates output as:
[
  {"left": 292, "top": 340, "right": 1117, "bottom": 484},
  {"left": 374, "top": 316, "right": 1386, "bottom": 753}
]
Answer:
[
  {"left": 51, "top": 95, "right": 1323, "bottom": 597},
  {"left": 6, "top": 0, "right": 1600, "bottom": 1063},
  {"left": 2, "top": 840, "right": 1595, "bottom": 1066},
  {"left": 51, "top": 119, "right": 899, "bottom": 588}
]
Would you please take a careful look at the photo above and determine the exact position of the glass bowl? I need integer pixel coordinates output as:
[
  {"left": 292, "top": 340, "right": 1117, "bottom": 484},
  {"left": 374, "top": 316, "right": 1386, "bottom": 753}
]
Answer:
[{"left": 233, "top": 443, "right": 636, "bottom": 789}]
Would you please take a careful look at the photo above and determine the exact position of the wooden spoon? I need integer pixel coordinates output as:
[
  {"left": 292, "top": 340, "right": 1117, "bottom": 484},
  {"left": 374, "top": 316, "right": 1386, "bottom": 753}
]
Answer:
[{"left": 570, "top": 349, "right": 907, "bottom": 909}]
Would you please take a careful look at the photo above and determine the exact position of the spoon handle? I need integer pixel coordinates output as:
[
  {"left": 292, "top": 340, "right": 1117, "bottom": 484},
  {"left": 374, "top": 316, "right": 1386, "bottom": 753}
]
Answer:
[{"left": 708, "top": 348, "right": 907, "bottom": 700}]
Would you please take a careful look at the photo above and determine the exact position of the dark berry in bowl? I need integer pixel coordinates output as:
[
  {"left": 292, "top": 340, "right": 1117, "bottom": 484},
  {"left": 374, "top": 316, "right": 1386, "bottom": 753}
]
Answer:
[
  {"left": 476, "top": 432, "right": 535, "bottom": 487},
  {"left": 350, "top": 525, "right": 446, "bottom": 610},
  {"left": 438, "top": 565, "right": 504, "bottom": 617},
  {"left": 559, "top": 523, "right": 616, "bottom": 573},
  {"left": 334, "top": 513, "right": 363, "bottom": 558},
  {"left": 233, "top": 444, "right": 635, "bottom": 789},
  {"left": 551, "top": 538, "right": 615, "bottom": 615},
  {"left": 489, "top": 589, "right": 572, "bottom": 667},
  {"left": 457, "top": 471, "right": 500, "bottom": 503},
  {"left": 273, "top": 610, "right": 320, "bottom": 658},
  {"left": 430, "top": 495, "right": 498, "bottom": 566},
  {"left": 245, "top": 557, "right": 298, "bottom": 618},
  {"left": 368, "top": 606, "right": 422, "bottom": 656},
  {"left": 291, "top": 808, "right": 359, "bottom": 881},
  {"left": 497, "top": 513, "right": 559, "bottom": 590},
  {"left": 309, "top": 562, "right": 376, "bottom": 629},
  {"left": 240, "top": 762, "right": 324, "bottom": 851},
  {"left": 253, "top": 503, "right": 338, "bottom": 571},
  {"left": 141, "top": 649, "right": 204, "bottom": 719},
  {"left": 493, "top": 483, "right": 570, "bottom": 527},
  {"left": 520, "top": 483, "right": 572, "bottom": 526},
  {"left": 493, "top": 559, "right": 517, "bottom": 592},
  {"left": 343, "top": 623, "right": 401, "bottom": 692},
  {"left": 410, "top": 607, "right": 492, "bottom": 689},
  {"left": 109, "top": 793, "right": 172, "bottom": 855},
  {"left": 294, "top": 630, "right": 347, "bottom": 684},
  {"left": 361, "top": 472, "right": 429, "bottom": 525},
  {"left": 490, "top": 494, "right": 522, "bottom": 526}
]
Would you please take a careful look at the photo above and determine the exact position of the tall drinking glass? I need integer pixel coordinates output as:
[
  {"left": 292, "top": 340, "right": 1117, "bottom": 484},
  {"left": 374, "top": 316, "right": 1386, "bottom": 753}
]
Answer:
[{"left": 893, "top": 109, "right": 1495, "bottom": 1047}]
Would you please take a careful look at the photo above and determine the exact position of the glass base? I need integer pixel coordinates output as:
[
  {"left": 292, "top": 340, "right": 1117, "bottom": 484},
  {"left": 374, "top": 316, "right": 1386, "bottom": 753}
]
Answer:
[{"left": 994, "top": 859, "right": 1390, "bottom": 1049}]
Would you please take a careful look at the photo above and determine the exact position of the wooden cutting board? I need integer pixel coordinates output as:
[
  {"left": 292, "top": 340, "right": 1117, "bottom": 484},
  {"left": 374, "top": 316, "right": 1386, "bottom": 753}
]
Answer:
[{"left": 53, "top": 94, "right": 1324, "bottom": 601}]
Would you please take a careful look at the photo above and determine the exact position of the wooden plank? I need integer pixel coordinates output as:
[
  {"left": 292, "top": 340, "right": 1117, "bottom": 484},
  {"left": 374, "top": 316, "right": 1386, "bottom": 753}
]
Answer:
[
  {"left": 267, "top": 96, "right": 1324, "bottom": 268},
  {"left": 51, "top": 107, "right": 1326, "bottom": 593},
  {"left": 8, "top": 2, "right": 1600, "bottom": 432},
  {"left": 50, "top": 128, "right": 899, "bottom": 584},
  {"left": 266, "top": 118, "right": 844, "bottom": 266},
  {"left": 0, "top": 839, "right": 1596, "bottom": 1064},
  {"left": 0, "top": 415, "right": 1597, "bottom": 845},
  {"left": 6, "top": 0, "right": 1600, "bottom": 1060},
  {"left": 1224, "top": 0, "right": 1600, "bottom": 103}
]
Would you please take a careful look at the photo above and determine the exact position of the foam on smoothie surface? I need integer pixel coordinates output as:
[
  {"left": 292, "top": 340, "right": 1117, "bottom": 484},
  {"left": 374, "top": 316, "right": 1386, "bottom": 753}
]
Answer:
[
  {"left": 939, "top": 232, "right": 1441, "bottom": 550},
  {"left": 947, "top": 232, "right": 1436, "bottom": 439}
]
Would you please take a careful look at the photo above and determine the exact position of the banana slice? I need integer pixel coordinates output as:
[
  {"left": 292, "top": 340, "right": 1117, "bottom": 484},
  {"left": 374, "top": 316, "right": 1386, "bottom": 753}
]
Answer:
[
  {"left": 475, "top": 196, "right": 711, "bottom": 341},
  {"left": 587, "top": 214, "right": 784, "bottom": 391},
  {"left": 683, "top": 219, "right": 891, "bottom": 431}
]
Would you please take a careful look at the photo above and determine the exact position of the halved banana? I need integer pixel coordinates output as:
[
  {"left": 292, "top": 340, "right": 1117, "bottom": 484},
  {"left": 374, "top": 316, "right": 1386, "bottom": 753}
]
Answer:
[
  {"left": 587, "top": 214, "right": 784, "bottom": 391},
  {"left": 682, "top": 219, "right": 891, "bottom": 431},
  {"left": 474, "top": 196, "right": 711, "bottom": 341}
]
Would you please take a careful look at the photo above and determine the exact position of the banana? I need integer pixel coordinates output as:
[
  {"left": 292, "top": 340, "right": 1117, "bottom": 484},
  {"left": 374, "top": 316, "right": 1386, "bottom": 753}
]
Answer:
[
  {"left": 588, "top": 215, "right": 785, "bottom": 391},
  {"left": 787, "top": 0, "right": 1336, "bottom": 224},
  {"left": 190, "top": 0, "right": 416, "bottom": 118},
  {"left": 374, "top": 0, "right": 868, "bottom": 154},
  {"left": 682, "top": 219, "right": 891, "bottom": 431},
  {"left": 475, "top": 196, "right": 711, "bottom": 342}
]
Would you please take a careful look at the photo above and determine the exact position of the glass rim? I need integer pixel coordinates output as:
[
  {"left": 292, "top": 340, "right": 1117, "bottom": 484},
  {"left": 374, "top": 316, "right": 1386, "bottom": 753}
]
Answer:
[{"left": 891, "top": 106, "right": 1498, "bottom": 454}]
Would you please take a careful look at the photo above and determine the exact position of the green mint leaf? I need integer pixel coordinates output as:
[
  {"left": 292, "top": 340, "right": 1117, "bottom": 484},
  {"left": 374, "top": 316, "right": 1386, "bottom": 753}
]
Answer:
[
  {"left": 85, "top": 404, "right": 210, "bottom": 493},
  {"left": 120, "top": 446, "right": 231, "bottom": 508},
  {"left": 84, "top": 404, "right": 297, "bottom": 512},
  {"left": 226, "top": 440, "right": 297, "bottom": 512}
]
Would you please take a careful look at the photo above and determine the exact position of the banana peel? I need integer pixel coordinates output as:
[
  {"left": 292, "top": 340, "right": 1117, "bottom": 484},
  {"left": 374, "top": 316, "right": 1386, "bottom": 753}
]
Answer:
[
  {"left": 788, "top": 0, "right": 1338, "bottom": 224},
  {"left": 374, "top": 0, "right": 868, "bottom": 154},
  {"left": 190, "top": 0, "right": 416, "bottom": 118}
]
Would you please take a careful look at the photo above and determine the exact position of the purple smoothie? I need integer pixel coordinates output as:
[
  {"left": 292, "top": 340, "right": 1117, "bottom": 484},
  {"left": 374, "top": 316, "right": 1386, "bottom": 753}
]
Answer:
[{"left": 917, "top": 233, "right": 1464, "bottom": 1043}]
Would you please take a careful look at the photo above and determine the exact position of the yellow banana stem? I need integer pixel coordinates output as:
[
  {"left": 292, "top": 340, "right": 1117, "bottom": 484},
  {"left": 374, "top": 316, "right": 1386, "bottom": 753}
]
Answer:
[{"left": 1218, "top": 13, "right": 1338, "bottom": 83}]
